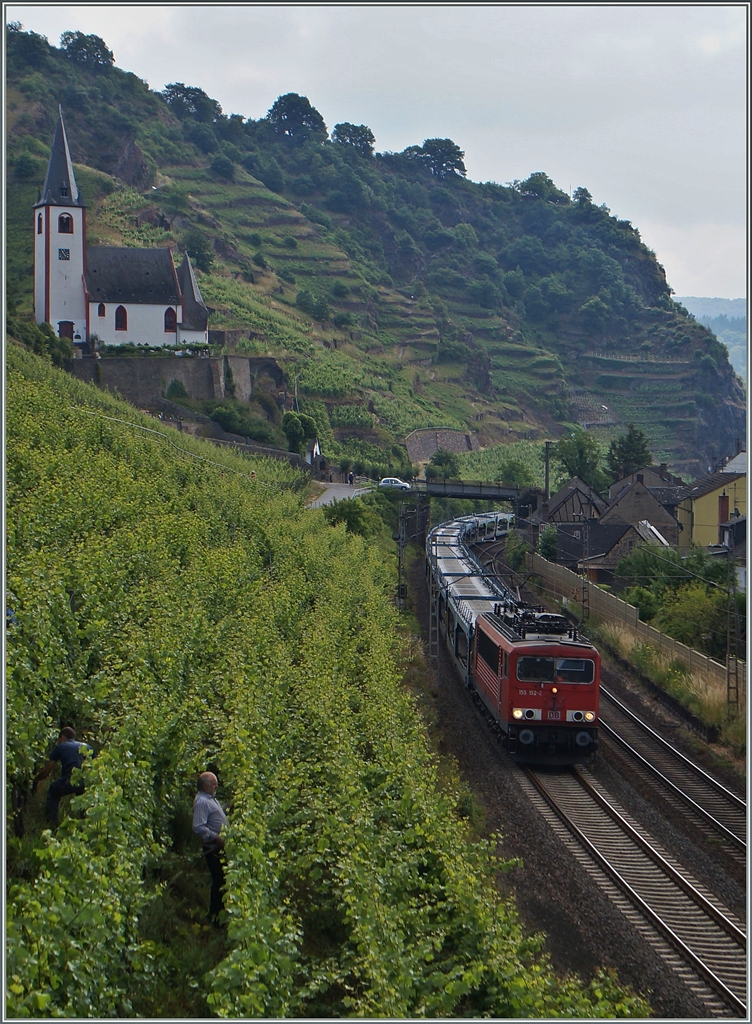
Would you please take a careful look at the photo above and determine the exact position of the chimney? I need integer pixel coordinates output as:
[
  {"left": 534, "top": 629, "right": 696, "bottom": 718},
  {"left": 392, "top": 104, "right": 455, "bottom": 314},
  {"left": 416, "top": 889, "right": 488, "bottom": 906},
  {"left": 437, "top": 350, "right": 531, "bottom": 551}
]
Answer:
[
  {"left": 718, "top": 493, "right": 729, "bottom": 524},
  {"left": 636, "top": 473, "right": 644, "bottom": 484},
  {"left": 660, "top": 463, "right": 668, "bottom": 480}
]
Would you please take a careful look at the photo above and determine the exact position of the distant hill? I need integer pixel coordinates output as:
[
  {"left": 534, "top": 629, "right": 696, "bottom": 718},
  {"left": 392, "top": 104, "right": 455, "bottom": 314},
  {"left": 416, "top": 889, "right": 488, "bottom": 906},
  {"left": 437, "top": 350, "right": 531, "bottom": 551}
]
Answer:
[
  {"left": 675, "top": 297, "right": 746, "bottom": 319},
  {"left": 5, "top": 23, "right": 746, "bottom": 477},
  {"left": 675, "top": 298, "right": 746, "bottom": 381}
]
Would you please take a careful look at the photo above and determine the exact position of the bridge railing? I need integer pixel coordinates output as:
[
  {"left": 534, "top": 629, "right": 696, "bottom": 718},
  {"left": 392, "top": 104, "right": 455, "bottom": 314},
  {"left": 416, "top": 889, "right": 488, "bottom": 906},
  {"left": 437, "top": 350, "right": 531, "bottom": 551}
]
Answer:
[{"left": 412, "top": 479, "right": 519, "bottom": 499}]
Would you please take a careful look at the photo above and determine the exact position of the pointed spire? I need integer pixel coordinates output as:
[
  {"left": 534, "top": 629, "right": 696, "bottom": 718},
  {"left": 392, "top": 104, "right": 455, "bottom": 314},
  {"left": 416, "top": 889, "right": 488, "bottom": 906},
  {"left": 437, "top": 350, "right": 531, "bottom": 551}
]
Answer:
[{"left": 36, "top": 106, "right": 85, "bottom": 208}]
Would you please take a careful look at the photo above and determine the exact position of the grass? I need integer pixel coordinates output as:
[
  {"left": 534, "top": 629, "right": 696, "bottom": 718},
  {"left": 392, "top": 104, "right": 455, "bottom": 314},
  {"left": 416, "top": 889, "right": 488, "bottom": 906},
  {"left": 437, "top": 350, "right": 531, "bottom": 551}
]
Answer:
[{"left": 593, "top": 620, "right": 746, "bottom": 754}]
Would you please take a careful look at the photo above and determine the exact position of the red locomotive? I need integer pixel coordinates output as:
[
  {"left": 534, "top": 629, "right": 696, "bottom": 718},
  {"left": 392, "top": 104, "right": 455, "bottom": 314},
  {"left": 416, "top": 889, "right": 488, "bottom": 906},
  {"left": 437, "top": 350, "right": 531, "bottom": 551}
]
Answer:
[{"left": 471, "top": 604, "right": 600, "bottom": 763}]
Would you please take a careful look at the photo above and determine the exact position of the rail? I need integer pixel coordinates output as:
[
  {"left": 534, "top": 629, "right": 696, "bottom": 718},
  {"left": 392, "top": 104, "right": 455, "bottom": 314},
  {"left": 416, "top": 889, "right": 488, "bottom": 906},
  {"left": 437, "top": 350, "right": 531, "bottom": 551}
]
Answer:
[
  {"left": 599, "top": 687, "right": 746, "bottom": 851},
  {"left": 524, "top": 766, "right": 747, "bottom": 1017}
]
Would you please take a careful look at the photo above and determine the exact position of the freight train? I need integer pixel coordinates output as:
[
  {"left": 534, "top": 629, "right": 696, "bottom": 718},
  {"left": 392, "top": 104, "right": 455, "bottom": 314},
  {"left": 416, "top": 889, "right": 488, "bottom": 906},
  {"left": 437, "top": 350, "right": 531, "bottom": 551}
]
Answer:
[{"left": 426, "top": 512, "right": 599, "bottom": 764}]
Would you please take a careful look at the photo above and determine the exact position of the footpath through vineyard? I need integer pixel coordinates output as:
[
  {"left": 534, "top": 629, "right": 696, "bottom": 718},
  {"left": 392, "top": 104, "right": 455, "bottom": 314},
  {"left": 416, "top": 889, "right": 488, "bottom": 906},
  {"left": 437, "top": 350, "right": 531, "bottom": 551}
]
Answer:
[{"left": 6, "top": 345, "right": 649, "bottom": 1017}]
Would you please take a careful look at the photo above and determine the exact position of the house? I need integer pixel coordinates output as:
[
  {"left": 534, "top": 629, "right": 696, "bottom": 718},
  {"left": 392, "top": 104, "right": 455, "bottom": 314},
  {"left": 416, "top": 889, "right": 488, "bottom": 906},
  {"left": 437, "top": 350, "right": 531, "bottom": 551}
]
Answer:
[
  {"left": 532, "top": 477, "right": 608, "bottom": 527},
  {"left": 676, "top": 470, "right": 746, "bottom": 549},
  {"left": 599, "top": 475, "right": 681, "bottom": 547},
  {"left": 718, "top": 514, "right": 746, "bottom": 593},
  {"left": 720, "top": 447, "right": 747, "bottom": 474},
  {"left": 34, "top": 108, "right": 208, "bottom": 348},
  {"left": 577, "top": 520, "right": 670, "bottom": 583},
  {"left": 607, "top": 463, "right": 684, "bottom": 501}
]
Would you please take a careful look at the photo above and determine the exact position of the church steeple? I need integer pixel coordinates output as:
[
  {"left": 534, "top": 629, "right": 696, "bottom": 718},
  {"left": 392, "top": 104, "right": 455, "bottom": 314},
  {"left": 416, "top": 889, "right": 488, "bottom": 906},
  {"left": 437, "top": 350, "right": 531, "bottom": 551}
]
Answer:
[{"left": 36, "top": 107, "right": 85, "bottom": 208}]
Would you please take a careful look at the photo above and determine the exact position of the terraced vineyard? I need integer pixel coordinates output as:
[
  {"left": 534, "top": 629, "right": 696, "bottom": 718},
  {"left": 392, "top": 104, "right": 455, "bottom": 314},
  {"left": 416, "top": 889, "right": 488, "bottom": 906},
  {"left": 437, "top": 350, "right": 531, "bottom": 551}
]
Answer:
[
  {"left": 6, "top": 345, "right": 651, "bottom": 1018},
  {"left": 6, "top": 22, "right": 745, "bottom": 473}
]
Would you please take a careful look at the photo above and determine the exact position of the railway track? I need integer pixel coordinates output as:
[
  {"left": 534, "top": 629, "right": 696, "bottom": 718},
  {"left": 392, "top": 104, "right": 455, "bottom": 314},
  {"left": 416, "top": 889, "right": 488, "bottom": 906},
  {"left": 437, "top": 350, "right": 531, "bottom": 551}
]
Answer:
[
  {"left": 599, "top": 685, "right": 747, "bottom": 860},
  {"left": 521, "top": 765, "right": 747, "bottom": 1017}
]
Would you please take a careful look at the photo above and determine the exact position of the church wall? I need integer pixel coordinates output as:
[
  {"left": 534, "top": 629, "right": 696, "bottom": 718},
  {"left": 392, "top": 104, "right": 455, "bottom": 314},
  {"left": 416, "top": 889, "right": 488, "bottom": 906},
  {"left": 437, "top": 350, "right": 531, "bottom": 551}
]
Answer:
[
  {"left": 177, "top": 327, "right": 209, "bottom": 346},
  {"left": 89, "top": 302, "right": 179, "bottom": 347}
]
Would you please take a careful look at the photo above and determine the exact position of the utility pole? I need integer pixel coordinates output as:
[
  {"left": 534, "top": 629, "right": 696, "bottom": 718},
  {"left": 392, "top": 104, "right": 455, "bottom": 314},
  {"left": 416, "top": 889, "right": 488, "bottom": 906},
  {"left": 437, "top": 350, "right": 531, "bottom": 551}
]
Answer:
[
  {"left": 397, "top": 496, "right": 430, "bottom": 612},
  {"left": 544, "top": 440, "right": 551, "bottom": 501},
  {"left": 726, "top": 547, "right": 740, "bottom": 708}
]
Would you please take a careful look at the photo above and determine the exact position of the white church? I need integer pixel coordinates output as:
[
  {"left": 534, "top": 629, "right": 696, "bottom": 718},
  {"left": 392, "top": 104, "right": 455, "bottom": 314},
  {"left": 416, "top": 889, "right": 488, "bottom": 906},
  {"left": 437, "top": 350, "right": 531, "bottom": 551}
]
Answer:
[{"left": 34, "top": 109, "right": 209, "bottom": 348}]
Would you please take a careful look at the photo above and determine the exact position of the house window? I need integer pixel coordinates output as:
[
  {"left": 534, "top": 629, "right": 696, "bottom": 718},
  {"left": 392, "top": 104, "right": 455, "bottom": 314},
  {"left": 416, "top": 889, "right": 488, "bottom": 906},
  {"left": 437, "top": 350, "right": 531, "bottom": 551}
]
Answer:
[
  {"left": 58, "top": 214, "right": 73, "bottom": 234},
  {"left": 98, "top": 303, "right": 106, "bottom": 317},
  {"left": 58, "top": 249, "right": 70, "bottom": 261},
  {"left": 37, "top": 213, "right": 43, "bottom": 234},
  {"left": 115, "top": 305, "right": 128, "bottom": 331},
  {"left": 164, "top": 307, "right": 177, "bottom": 332}
]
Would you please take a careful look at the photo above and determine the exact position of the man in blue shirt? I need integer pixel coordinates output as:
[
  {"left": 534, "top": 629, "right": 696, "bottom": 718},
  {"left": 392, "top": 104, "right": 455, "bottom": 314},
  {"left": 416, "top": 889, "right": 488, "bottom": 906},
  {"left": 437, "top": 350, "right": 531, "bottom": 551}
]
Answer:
[
  {"left": 193, "top": 771, "right": 228, "bottom": 923},
  {"left": 34, "top": 726, "right": 89, "bottom": 827}
]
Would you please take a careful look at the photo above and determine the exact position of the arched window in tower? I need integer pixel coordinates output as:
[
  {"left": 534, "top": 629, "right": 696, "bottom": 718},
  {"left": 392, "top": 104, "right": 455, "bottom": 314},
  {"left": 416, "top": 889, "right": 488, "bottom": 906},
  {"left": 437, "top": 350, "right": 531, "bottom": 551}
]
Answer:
[
  {"left": 37, "top": 213, "right": 43, "bottom": 234},
  {"left": 98, "top": 303, "right": 106, "bottom": 317},
  {"left": 164, "top": 307, "right": 177, "bottom": 333},
  {"left": 58, "top": 214, "right": 73, "bottom": 234},
  {"left": 115, "top": 305, "right": 128, "bottom": 332}
]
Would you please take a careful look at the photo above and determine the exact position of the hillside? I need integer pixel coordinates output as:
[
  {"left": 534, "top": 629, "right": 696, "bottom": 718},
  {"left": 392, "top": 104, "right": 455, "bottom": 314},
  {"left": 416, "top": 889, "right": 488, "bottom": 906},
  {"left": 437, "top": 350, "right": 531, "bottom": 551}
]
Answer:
[
  {"left": 676, "top": 298, "right": 746, "bottom": 382},
  {"left": 6, "top": 23, "right": 745, "bottom": 478},
  {"left": 5, "top": 344, "right": 649, "bottom": 1018}
]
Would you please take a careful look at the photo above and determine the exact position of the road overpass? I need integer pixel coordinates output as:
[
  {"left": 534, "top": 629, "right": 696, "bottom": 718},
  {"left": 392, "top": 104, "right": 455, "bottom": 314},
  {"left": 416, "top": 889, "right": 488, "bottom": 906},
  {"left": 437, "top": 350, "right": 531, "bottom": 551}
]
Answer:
[{"left": 412, "top": 479, "right": 519, "bottom": 500}]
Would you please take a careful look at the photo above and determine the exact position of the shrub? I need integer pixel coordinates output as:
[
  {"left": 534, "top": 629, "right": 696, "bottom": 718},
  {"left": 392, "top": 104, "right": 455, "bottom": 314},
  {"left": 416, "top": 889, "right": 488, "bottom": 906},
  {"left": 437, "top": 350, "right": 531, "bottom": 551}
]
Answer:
[{"left": 210, "top": 153, "right": 235, "bottom": 181}]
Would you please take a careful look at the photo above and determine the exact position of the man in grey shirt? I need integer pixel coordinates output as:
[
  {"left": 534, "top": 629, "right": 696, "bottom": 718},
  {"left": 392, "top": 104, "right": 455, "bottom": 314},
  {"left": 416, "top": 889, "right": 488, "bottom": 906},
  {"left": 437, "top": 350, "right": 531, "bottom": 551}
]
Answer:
[{"left": 193, "top": 771, "right": 228, "bottom": 923}]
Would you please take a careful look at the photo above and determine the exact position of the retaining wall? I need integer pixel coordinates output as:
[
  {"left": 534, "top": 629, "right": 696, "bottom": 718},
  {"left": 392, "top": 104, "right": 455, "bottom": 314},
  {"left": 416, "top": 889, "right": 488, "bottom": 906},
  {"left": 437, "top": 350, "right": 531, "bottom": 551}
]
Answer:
[
  {"left": 527, "top": 551, "right": 744, "bottom": 692},
  {"left": 68, "top": 354, "right": 286, "bottom": 409}
]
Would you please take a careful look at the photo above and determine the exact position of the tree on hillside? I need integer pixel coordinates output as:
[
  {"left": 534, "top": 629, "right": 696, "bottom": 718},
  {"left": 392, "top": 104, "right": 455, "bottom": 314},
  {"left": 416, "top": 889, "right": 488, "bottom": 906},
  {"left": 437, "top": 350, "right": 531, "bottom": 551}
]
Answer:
[
  {"left": 267, "top": 93, "right": 327, "bottom": 142},
  {"left": 421, "top": 138, "right": 466, "bottom": 179},
  {"left": 282, "top": 411, "right": 318, "bottom": 453},
  {"left": 6, "top": 22, "right": 52, "bottom": 68},
  {"left": 606, "top": 423, "right": 652, "bottom": 480},
  {"left": 60, "top": 30, "right": 114, "bottom": 71},
  {"left": 163, "top": 83, "right": 223, "bottom": 123},
  {"left": 426, "top": 448, "right": 460, "bottom": 479},
  {"left": 553, "top": 429, "right": 602, "bottom": 488},
  {"left": 182, "top": 229, "right": 213, "bottom": 273},
  {"left": 573, "top": 186, "right": 593, "bottom": 207},
  {"left": 518, "top": 172, "right": 568, "bottom": 203},
  {"left": 332, "top": 122, "right": 375, "bottom": 157}
]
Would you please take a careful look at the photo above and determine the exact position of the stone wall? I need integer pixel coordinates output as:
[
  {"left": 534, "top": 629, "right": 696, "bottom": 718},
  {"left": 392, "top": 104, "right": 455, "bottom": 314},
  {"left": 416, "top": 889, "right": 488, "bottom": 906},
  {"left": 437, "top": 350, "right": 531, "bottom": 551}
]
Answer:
[
  {"left": 405, "top": 428, "right": 481, "bottom": 465},
  {"left": 68, "top": 355, "right": 285, "bottom": 409}
]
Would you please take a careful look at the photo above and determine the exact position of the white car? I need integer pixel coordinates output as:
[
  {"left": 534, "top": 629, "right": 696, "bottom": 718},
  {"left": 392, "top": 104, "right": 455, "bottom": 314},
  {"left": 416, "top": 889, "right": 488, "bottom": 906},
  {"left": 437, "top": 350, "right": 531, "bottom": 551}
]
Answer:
[{"left": 379, "top": 477, "right": 411, "bottom": 491}]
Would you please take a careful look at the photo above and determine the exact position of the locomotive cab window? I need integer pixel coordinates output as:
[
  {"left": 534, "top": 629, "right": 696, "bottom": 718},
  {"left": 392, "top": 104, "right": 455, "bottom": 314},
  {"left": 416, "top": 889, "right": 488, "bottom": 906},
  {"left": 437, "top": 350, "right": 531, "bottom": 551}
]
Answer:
[
  {"left": 516, "top": 656, "right": 555, "bottom": 682},
  {"left": 555, "top": 658, "right": 594, "bottom": 683}
]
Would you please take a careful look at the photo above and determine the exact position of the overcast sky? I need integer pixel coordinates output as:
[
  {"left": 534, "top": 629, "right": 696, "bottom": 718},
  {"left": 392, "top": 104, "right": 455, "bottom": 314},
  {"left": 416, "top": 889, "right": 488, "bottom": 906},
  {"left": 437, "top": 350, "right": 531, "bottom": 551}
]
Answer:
[{"left": 8, "top": 4, "right": 748, "bottom": 298}]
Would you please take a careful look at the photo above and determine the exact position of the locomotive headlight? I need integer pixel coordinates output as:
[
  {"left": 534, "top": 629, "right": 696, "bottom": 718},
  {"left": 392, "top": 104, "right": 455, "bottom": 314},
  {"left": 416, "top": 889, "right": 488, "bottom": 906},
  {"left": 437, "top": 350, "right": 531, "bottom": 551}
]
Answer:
[
  {"left": 584, "top": 711, "right": 596, "bottom": 723},
  {"left": 512, "top": 708, "right": 524, "bottom": 720}
]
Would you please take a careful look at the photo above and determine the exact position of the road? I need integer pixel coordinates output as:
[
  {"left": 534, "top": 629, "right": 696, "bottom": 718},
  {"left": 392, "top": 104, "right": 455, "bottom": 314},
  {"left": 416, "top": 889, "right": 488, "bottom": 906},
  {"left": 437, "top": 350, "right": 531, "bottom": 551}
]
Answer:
[{"left": 307, "top": 483, "right": 371, "bottom": 508}]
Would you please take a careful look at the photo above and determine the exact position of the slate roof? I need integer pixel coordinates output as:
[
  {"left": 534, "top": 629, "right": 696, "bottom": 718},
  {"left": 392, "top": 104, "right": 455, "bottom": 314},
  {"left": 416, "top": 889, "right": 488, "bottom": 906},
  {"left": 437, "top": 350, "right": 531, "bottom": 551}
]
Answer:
[
  {"left": 557, "top": 522, "right": 630, "bottom": 564},
  {"left": 645, "top": 486, "right": 684, "bottom": 509},
  {"left": 677, "top": 471, "right": 746, "bottom": 503},
  {"left": 35, "top": 108, "right": 85, "bottom": 208},
  {"left": 176, "top": 253, "right": 208, "bottom": 330},
  {"left": 86, "top": 247, "right": 181, "bottom": 304}
]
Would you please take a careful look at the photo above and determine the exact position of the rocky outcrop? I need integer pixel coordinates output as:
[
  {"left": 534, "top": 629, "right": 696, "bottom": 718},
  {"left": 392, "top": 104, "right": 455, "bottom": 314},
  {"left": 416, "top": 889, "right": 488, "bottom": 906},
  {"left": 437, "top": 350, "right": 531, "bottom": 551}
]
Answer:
[{"left": 112, "top": 140, "right": 152, "bottom": 190}]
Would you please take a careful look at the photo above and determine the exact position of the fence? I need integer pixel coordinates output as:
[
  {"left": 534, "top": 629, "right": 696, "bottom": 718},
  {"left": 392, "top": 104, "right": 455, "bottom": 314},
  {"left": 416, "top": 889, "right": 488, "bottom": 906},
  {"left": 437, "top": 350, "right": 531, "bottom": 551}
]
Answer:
[{"left": 527, "top": 551, "right": 743, "bottom": 693}]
